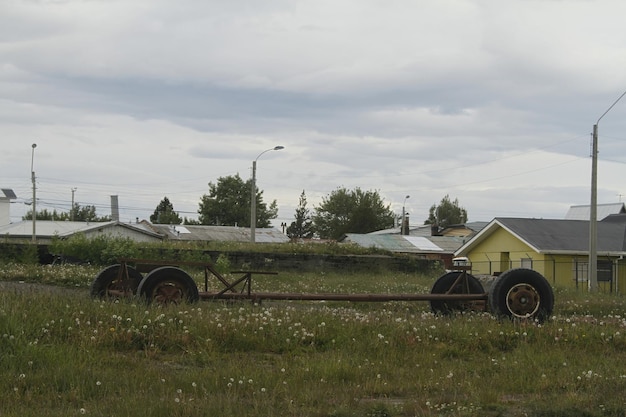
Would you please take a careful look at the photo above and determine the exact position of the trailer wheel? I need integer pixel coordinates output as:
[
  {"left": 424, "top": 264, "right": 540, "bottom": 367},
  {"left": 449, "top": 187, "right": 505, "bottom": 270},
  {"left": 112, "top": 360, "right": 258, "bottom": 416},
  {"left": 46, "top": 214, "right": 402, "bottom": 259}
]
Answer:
[
  {"left": 488, "top": 268, "right": 554, "bottom": 322},
  {"left": 137, "top": 267, "right": 199, "bottom": 305},
  {"left": 430, "top": 272, "right": 485, "bottom": 314},
  {"left": 90, "top": 264, "right": 143, "bottom": 299}
]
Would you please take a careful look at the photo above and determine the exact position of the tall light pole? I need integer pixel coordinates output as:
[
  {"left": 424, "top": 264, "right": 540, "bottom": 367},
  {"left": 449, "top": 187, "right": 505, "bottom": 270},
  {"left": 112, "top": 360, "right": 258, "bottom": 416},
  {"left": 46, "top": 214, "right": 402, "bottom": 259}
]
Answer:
[
  {"left": 589, "top": 90, "right": 626, "bottom": 291},
  {"left": 401, "top": 195, "right": 410, "bottom": 235},
  {"left": 31, "top": 143, "right": 37, "bottom": 243},
  {"left": 251, "top": 146, "right": 284, "bottom": 243}
]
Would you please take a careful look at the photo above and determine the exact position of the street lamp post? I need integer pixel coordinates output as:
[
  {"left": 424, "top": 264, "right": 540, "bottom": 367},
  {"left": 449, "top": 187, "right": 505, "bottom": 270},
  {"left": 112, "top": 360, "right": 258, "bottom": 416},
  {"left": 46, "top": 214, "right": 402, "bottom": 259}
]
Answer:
[
  {"left": 251, "top": 146, "right": 284, "bottom": 243},
  {"left": 401, "top": 195, "right": 410, "bottom": 235},
  {"left": 31, "top": 143, "right": 37, "bottom": 243},
  {"left": 589, "top": 90, "right": 626, "bottom": 291}
]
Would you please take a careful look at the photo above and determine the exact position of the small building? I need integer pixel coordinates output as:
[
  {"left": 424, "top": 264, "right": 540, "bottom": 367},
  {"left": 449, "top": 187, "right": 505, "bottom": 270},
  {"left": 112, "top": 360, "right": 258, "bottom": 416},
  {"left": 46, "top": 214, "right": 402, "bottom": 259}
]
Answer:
[
  {"left": 565, "top": 202, "right": 626, "bottom": 220},
  {"left": 454, "top": 216, "right": 626, "bottom": 293},
  {"left": 0, "top": 220, "right": 163, "bottom": 244},
  {"left": 339, "top": 233, "right": 466, "bottom": 268},
  {"left": 0, "top": 188, "right": 17, "bottom": 227},
  {"left": 146, "top": 223, "right": 289, "bottom": 244}
]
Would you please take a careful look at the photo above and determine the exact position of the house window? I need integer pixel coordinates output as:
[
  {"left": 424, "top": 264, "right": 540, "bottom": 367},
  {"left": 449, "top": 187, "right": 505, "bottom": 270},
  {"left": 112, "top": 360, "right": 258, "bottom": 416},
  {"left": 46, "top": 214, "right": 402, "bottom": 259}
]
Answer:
[
  {"left": 573, "top": 260, "right": 588, "bottom": 282},
  {"left": 597, "top": 260, "right": 613, "bottom": 282},
  {"left": 520, "top": 258, "right": 533, "bottom": 269},
  {"left": 573, "top": 260, "right": 613, "bottom": 283}
]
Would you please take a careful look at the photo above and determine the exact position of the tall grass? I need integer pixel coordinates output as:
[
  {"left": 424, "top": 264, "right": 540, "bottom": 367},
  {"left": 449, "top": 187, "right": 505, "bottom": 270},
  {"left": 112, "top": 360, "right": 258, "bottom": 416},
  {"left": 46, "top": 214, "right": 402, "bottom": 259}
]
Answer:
[{"left": 1, "top": 267, "right": 626, "bottom": 416}]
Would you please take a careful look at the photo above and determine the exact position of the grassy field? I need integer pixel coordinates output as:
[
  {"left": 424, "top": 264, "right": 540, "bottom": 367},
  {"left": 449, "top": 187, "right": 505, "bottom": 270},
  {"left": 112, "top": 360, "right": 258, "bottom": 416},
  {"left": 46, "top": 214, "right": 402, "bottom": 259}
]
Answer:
[{"left": 1, "top": 264, "right": 626, "bottom": 416}]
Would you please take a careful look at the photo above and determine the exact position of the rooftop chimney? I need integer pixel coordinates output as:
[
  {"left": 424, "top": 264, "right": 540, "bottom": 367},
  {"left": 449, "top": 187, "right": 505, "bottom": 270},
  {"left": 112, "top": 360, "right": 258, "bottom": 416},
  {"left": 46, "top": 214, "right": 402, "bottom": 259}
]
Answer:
[{"left": 110, "top": 195, "right": 120, "bottom": 221}]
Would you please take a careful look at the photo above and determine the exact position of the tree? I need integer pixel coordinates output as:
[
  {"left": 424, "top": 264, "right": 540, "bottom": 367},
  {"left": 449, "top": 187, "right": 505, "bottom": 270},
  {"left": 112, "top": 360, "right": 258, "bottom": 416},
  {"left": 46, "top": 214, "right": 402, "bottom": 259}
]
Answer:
[
  {"left": 312, "top": 187, "right": 394, "bottom": 240},
  {"left": 72, "top": 204, "right": 111, "bottom": 222},
  {"left": 425, "top": 194, "right": 468, "bottom": 231},
  {"left": 198, "top": 173, "right": 278, "bottom": 227},
  {"left": 286, "top": 190, "right": 315, "bottom": 239},
  {"left": 23, "top": 204, "right": 110, "bottom": 222},
  {"left": 150, "top": 197, "right": 182, "bottom": 224}
]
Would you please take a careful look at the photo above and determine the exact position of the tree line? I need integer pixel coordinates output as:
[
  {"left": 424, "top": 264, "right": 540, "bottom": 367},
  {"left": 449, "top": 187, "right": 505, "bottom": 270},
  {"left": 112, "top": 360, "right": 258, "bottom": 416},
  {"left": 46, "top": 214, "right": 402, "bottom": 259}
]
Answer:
[
  {"left": 24, "top": 173, "right": 467, "bottom": 240},
  {"left": 150, "top": 174, "right": 467, "bottom": 240}
]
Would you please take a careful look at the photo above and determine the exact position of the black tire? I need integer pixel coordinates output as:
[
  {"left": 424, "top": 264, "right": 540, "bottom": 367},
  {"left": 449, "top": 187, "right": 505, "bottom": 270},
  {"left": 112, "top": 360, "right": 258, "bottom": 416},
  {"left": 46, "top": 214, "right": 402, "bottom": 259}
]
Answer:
[
  {"left": 488, "top": 268, "right": 554, "bottom": 322},
  {"left": 430, "top": 271, "right": 485, "bottom": 314},
  {"left": 90, "top": 264, "right": 143, "bottom": 299},
  {"left": 137, "top": 267, "right": 199, "bottom": 305}
]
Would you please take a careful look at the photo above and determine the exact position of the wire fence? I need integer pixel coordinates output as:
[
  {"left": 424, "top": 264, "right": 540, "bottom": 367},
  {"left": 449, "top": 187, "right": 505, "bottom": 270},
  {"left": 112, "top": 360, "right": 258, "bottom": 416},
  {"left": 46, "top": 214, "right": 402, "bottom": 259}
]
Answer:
[{"left": 467, "top": 258, "right": 619, "bottom": 293}]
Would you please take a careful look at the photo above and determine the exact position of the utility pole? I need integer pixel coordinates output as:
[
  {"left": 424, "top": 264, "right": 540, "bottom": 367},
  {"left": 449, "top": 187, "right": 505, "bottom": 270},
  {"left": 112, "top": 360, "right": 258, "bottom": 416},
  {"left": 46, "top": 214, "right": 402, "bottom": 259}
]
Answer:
[
  {"left": 589, "top": 90, "right": 626, "bottom": 291},
  {"left": 31, "top": 143, "right": 37, "bottom": 243}
]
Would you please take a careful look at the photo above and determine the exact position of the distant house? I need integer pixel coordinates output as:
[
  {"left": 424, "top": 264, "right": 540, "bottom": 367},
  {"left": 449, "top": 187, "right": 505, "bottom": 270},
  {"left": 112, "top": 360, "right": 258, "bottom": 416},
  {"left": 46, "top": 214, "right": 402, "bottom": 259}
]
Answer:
[
  {"left": 0, "top": 220, "right": 163, "bottom": 244},
  {"left": 454, "top": 216, "right": 626, "bottom": 293},
  {"left": 339, "top": 222, "right": 487, "bottom": 268},
  {"left": 339, "top": 233, "right": 465, "bottom": 267},
  {"left": 0, "top": 189, "right": 17, "bottom": 227},
  {"left": 146, "top": 223, "right": 289, "bottom": 244},
  {"left": 0, "top": 220, "right": 290, "bottom": 245},
  {"left": 438, "top": 222, "right": 489, "bottom": 238},
  {"left": 565, "top": 203, "right": 626, "bottom": 220}
]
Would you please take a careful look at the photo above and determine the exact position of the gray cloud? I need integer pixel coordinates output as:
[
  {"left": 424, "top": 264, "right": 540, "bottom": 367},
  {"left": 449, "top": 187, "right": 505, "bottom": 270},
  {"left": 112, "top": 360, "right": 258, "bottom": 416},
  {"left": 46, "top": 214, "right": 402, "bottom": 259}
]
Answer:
[{"left": 1, "top": 0, "right": 626, "bottom": 226}]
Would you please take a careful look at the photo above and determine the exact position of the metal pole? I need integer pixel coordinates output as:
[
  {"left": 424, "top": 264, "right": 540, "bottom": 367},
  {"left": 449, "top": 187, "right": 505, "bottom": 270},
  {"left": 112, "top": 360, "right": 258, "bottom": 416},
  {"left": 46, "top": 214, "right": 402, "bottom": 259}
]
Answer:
[
  {"left": 250, "top": 159, "right": 257, "bottom": 243},
  {"left": 31, "top": 143, "right": 37, "bottom": 243},
  {"left": 250, "top": 146, "right": 284, "bottom": 243},
  {"left": 589, "top": 124, "right": 598, "bottom": 291},
  {"left": 589, "top": 90, "right": 626, "bottom": 291}
]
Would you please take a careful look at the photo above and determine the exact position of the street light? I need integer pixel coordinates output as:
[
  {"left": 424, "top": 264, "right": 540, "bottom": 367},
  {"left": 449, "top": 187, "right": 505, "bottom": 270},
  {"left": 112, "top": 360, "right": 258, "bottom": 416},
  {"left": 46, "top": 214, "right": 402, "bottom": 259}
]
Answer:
[
  {"left": 401, "top": 195, "right": 410, "bottom": 235},
  {"left": 589, "top": 90, "right": 626, "bottom": 291},
  {"left": 31, "top": 143, "right": 37, "bottom": 243},
  {"left": 251, "top": 146, "right": 284, "bottom": 243}
]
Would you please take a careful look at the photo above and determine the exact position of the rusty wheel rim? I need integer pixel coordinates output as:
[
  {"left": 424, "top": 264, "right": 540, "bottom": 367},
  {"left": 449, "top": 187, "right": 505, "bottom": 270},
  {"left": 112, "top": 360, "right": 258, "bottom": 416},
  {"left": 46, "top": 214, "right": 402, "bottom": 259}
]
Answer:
[
  {"left": 151, "top": 281, "right": 186, "bottom": 305},
  {"left": 506, "top": 283, "right": 540, "bottom": 319}
]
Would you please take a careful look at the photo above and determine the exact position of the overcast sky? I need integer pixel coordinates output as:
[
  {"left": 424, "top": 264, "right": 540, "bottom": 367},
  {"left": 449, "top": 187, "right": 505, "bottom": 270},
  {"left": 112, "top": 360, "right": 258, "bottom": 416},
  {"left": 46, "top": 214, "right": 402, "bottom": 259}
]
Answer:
[{"left": 2, "top": 0, "right": 626, "bottom": 229}]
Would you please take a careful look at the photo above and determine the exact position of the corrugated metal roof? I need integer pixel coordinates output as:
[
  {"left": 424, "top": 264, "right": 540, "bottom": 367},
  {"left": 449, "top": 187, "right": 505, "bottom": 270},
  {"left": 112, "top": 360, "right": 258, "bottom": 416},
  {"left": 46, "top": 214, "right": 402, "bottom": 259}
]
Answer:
[
  {"left": 149, "top": 224, "right": 290, "bottom": 243},
  {"left": 0, "top": 220, "right": 162, "bottom": 239},
  {"left": 341, "top": 233, "right": 464, "bottom": 254},
  {"left": 565, "top": 203, "right": 626, "bottom": 220}
]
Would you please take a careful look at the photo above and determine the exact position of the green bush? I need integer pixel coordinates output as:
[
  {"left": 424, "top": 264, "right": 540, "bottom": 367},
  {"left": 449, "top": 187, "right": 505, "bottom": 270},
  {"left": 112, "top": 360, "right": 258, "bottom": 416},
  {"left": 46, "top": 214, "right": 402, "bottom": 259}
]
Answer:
[
  {"left": 50, "top": 234, "right": 140, "bottom": 264},
  {"left": 0, "top": 243, "right": 38, "bottom": 264}
]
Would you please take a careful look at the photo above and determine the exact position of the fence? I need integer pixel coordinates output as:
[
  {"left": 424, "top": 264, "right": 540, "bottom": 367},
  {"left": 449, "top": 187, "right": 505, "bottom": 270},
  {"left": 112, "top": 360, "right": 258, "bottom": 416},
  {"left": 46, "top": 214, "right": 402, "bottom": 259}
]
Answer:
[{"left": 467, "top": 257, "right": 619, "bottom": 293}]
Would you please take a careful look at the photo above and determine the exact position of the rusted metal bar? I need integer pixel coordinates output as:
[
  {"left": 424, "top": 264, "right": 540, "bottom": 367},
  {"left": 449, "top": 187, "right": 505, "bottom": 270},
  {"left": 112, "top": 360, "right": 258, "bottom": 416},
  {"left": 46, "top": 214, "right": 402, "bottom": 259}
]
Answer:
[
  {"left": 116, "top": 258, "right": 487, "bottom": 305},
  {"left": 199, "top": 291, "right": 488, "bottom": 302},
  {"left": 216, "top": 272, "right": 251, "bottom": 297}
]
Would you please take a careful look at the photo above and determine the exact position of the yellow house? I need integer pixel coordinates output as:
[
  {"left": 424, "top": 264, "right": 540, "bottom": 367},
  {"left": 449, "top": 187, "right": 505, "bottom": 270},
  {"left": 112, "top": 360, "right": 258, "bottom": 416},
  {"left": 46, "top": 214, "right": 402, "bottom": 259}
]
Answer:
[{"left": 454, "top": 216, "right": 626, "bottom": 293}]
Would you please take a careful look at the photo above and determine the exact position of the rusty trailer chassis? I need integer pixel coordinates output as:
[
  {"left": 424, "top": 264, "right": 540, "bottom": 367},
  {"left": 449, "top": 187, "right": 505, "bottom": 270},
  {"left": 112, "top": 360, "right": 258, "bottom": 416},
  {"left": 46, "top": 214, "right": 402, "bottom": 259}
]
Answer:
[{"left": 90, "top": 258, "right": 554, "bottom": 321}]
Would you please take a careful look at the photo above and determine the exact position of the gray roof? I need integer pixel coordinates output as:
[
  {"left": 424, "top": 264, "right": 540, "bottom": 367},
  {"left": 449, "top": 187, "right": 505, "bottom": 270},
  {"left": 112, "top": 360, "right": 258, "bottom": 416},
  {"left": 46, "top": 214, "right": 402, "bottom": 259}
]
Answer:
[
  {"left": 0, "top": 220, "right": 289, "bottom": 243},
  {"left": 341, "top": 233, "right": 465, "bottom": 254},
  {"left": 148, "top": 224, "right": 290, "bottom": 243},
  {"left": 565, "top": 203, "right": 626, "bottom": 220},
  {"left": 456, "top": 216, "right": 626, "bottom": 256},
  {"left": 1, "top": 189, "right": 17, "bottom": 199},
  {"left": 367, "top": 224, "right": 433, "bottom": 236},
  {"left": 0, "top": 220, "right": 162, "bottom": 239}
]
